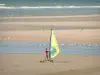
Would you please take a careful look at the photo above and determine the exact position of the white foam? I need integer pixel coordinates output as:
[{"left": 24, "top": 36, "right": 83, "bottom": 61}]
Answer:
[
  {"left": 21, "top": 6, "right": 100, "bottom": 8},
  {"left": 0, "top": 6, "right": 100, "bottom": 9},
  {"left": 0, "top": 6, "right": 15, "bottom": 9},
  {"left": 0, "top": 4, "right": 5, "bottom": 6}
]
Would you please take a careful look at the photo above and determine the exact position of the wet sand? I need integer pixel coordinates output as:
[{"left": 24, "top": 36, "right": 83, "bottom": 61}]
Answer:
[
  {"left": 0, "top": 15, "right": 100, "bottom": 29},
  {"left": 0, "top": 29, "right": 100, "bottom": 44},
  {"left": 0, "top": 15, "right": 100, "bottom": 43},
  {"left": 0, "top": 54, "right": 100, "bottom": 75}
]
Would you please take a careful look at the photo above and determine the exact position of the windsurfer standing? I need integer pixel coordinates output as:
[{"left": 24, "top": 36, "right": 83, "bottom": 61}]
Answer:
[{"left": 45, "top": 48, "right": 49, "bottom": 61}]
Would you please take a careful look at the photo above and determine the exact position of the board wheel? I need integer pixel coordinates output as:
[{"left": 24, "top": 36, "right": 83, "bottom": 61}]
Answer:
[
  {"left": 50, "top": 59, "right": 54, "bottom": 62},
  {"left": 40, "top": 60, "right": 45, "bottom": 63},
  {"left": 40, "top": 60, "right": 42, "bottom": 63}
]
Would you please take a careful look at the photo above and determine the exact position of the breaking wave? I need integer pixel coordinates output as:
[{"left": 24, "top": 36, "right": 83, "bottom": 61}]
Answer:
[{"left": 0, "top": 6, "right": 100, "bottom": 9}]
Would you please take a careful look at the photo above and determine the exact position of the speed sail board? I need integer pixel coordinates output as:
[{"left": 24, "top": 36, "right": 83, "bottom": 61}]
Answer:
[{"left": 49, "top": 28, "right": 60, "bottom": 59}]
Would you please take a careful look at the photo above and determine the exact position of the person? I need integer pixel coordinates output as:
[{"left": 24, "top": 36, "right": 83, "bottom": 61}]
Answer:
[{"left": 45, "top": 48, "right": 49, "bottom": 61}]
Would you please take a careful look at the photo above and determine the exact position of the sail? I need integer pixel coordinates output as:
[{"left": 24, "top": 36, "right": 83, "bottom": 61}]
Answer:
[{"left": 49, "top": 29, "right": 60, "bottom": 59}]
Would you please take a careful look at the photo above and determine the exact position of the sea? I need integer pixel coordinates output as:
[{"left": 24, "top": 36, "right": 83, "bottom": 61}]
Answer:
[{"left": 0, "top": 0, "right": 100, "bottom": 17}]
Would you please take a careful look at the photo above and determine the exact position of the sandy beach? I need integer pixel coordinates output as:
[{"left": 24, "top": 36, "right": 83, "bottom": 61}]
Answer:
[
  {"left": 0, "top": 29, "right": 100, "bottom": 44},
  {"left": 0, "top": 15, "right": 100, "bottom": 44},
  {"left": 0, "top": 15, "right": 100, "bottom": 75},
  {"left": 0, "top": 54, "right": 100, "bottom": 75}
]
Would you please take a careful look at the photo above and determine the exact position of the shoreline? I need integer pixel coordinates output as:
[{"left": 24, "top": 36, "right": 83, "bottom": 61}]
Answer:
[{"left": 1, "top": 15, "right": 100, "bottom": 18}]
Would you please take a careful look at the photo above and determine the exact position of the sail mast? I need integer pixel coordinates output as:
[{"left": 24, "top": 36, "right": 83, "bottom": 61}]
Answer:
[{"left": 49, "top": 28, "right": 52, "bottom": 59}]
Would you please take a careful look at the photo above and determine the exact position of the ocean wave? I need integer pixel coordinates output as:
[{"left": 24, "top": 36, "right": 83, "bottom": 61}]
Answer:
[
  {"left": 0, "top": 6, "right": 100, "bottom": 9},
  {"left": 0, "top": 4, "right": 5, "bottom": 6}
]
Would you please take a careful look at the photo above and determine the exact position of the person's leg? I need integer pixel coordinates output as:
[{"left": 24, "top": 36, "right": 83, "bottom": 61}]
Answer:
[
  {"left": 47, "top": 54, "right": 50, "bottom": 61},
  {"left": 45, "top": 54, "right": 48, "bottom": 61},
  {"left": 46, "top": 54, "right": 49, "bottom": 60},
  {"left": 44, "top": 54, "right": 47, "bottom": 61}
]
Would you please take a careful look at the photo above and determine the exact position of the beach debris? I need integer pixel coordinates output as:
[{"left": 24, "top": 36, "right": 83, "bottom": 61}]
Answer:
[
  {"left": 7, "top": 37, "right": 11, "bottom": 40},
  {"left": 61, "top": 44, "right": 64, "bottom": 46},
  {"left": 68, "top": 44, "right": 71, "bottom": 46},
  {"left": 79, "top": 44, "right": 82, "bottom": 46},
  {"left": 80, "top": 28, "right": 83, "bottom": 31},
  {"left": 74, "top": 44, "right": 77, "bottom": 46},
  {"left": 88, "top": 44, "right": 91, "bottom": 47},
  {"left": 38, "top": 44, "right": 41, "bottom": 47},
  {"left": 70, "top": 69, "right": 74, "bottom": 71},
  {"left": 71, "top": 44, "right": 74, "bottom": 47},
  {"left": 43, "top": 44, "right": 46, "bottom": 46},
  {"left": 96, "top": 44, "right": 98, "bottom": 47}
]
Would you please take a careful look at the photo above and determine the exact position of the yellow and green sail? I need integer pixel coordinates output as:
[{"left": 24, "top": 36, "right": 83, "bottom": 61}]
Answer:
[{"left": 49, "top": 29, "right": 60, "bottom": 59}]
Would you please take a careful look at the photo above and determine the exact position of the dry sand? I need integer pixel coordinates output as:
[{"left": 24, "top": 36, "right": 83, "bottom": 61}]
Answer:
[{"left": 0, "top": 54, "right": 100, "bottom": 75}]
